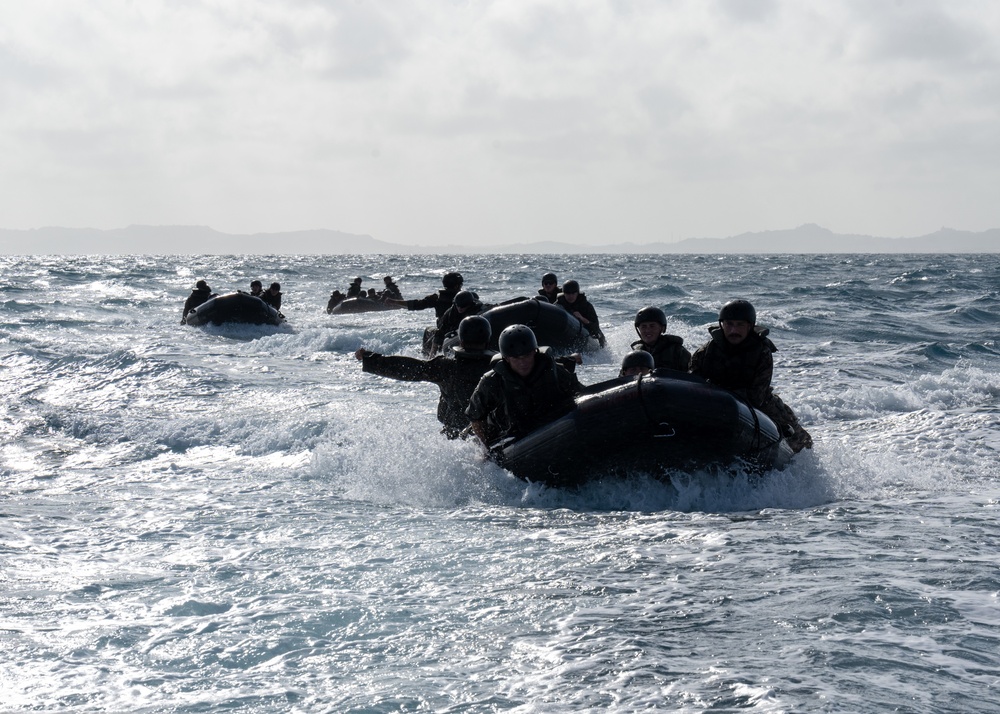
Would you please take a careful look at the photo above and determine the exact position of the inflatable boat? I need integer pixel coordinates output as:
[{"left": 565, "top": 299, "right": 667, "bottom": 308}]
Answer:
[
  {"left": 489, "top": 371, "right": 794, "bottom": 486},
  {"left": 481, "top": 298, "right": 599, "bottom": 353},
  {"left": 328, "top": 297, "right": 401, "bottom": 314},
  {"left": 184, "top": 292, "right": 284, "bottom": 327}
]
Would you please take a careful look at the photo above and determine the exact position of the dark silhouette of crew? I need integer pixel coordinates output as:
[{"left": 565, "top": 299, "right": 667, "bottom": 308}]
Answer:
[
  {"left": 386, "top": 272, "right": 466, "bottom": 355},
  {"left": 466, "top": 324, "right": 583, "bottom": 448},
  {"left": 630, "top": 306, "right": 690, "bottom": 372},
  {"left": 327, "top": 290, "right": 345, "bottom": 313},
  {"left": 380, "top": 276, "right": 402, "bottom": 300},
  {"left": 430, "top": 290, "right": 484, "bottom": 355},
  {"left": 556, "top": 280, "right": 606, "bottom": 347},
  {"left": 619, "top": 350, "right": 655, "bottom": 377},
  {"left": 387, "top": 271, "right": 464, "bottom": 319},
  {"left": 690, "top": 299, "right": 812, "bottom": 452},
  {"left": 537, "top": 272, "right": 561, "bottom": 303},
  {"left": 182, "top": 280, "right": 216, "bottom": 323},
  {"left": 260, "top": 282, "right": 282, "bottom": 311},
  {"left": 356, "top": 315, "right": 497, "bottom": 438}
]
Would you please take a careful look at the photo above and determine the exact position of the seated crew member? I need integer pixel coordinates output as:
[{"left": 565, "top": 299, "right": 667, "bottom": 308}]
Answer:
[
  {"left": 347, "top": 277, "right": 363, "bottom": 298},
  {"left": 327, "top": 289, "right": 345, "bottom": 313},
  {"left": 260, "top": 282, "right": 282, "bottom": 311},
  {"left": 619, "top": 350, "right": 655, "bottom": 378},
  {"left": 249, "top": 280, "right": 264, "bottom": 298},
  {"left": 631, "top": 306, "right": 691, "bottom": 372},
  {"left": 386, "top": 271, "right": 466, "bottom": 354},
  {"left": 689, "top": 299, "right": 813, "bottom": 453},
  {"left": 380, "top": 275, "right": 402, "bottom": 300},
  {"left": 182, "top": 279, "right": 216, "bottom": 323},
  {"left": 537, "top": 272, "right": 561, "bottom": 304},
  {"left": 366, "top": 288, "right": 378, "bottom": 299},
  {"left": 466, "top": 324, "right": 583, "bottom": 448},
  {"left": 556, "top": 280, "right": 606, "bottom": 347},
  {"left": 386, "top": 271, "right": 464, "bottom": 319},
  {"left": 431, "top": 290, "right": 483, "bottom": 354},
  {"left": 355, "top": 315, "right": 497, "bottom": 439}
]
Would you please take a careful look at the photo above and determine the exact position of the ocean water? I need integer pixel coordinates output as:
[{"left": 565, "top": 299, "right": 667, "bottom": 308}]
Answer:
[{"left": 1, "top": 252, "right": 998, "bottom": 713}]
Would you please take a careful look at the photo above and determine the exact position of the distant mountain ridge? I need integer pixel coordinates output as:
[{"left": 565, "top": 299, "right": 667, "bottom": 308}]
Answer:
[{"left": 1, "top": 223, "right": 997, "bottom": 254}]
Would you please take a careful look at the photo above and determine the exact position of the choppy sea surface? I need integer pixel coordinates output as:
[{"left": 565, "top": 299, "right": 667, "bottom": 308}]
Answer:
[{"left": 1, "top": 252, "right": 998, "bottom": 713}]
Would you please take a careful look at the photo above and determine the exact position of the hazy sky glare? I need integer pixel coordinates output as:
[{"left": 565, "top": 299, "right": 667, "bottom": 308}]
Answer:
[{"left": 2, "top": 0, "right": 998, "bottom": 247}]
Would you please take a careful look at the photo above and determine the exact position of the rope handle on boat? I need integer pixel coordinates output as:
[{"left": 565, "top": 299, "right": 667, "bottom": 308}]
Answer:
[
  {"left": 634, "top": 374, "right": 675, "bottom": 437},
  {"left": 735, "top": 393, "right": 765, "bottom": 450}
]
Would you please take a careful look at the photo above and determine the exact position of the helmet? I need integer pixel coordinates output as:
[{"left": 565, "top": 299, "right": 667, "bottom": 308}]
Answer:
[
  {"left": 719, "top": 299, "right": 756, "bottom": 325},
  {"left": 353, "top": 277, "right": 362, "bottom": 283},
  {"left": 458, "top": 315, "right": 491, "bottom": 346},
  {"left": 442, "top": 272, "right": 464, "bottom": 289},
  {"left": 454, "top": 290, "right": 476, "bottom": 309},
  {"left": 383, "top": 276, "right": 393, "bottom": 282},
  {"left": 562, "top": 279, "right": 580, "bottom": 294},
  {"left": 196, "top": 280, "right": 209, "bottom": 290},
  {"left": 634, "top": 306, "right": 667, "bottom": 327},
  {"left": 270, "top": 282, "right": 281, "bottom": 291},
  {"left": 498, "top": 324, "right": 538, "bottom": 358},
  {"left": 250, "top": 280, "right": 262, "bottom": 289},
  {"left": 542, "top": 272, "right": 558, "bottom": 285},
  {"left": 619, "top": 350, "right": 655, "bottom": 375}
]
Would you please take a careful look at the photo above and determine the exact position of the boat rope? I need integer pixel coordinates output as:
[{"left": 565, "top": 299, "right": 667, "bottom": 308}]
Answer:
[
  {"left": 736, "top": 393, "right": 765, "bottom": 451},
  {"left": 635, "top": 374, "right": 675, "bottom": 437}
]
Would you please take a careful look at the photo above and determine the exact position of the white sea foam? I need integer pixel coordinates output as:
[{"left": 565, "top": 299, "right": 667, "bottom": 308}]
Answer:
[{"left": 2, "top": 253, "right": 999, "bottom": 712}]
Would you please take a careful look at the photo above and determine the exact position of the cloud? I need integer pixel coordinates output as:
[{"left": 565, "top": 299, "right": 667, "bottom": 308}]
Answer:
[
  {"left": 0, "top": 0, "right": 998, "bottom": 245},
  {"left": 715, "top": 0, "right": 779, "bottom": 24},
  {"left": 854, "top": 2, "right": 995, "bottom": 64}
]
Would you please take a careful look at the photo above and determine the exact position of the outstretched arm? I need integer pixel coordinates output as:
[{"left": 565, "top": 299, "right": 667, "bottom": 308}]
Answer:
[
  {"left": 355, "top": 349, "right": 440, "bottom": 383},
  {"left": 470, "top": 420, "right": 490, "bottom": 448}
]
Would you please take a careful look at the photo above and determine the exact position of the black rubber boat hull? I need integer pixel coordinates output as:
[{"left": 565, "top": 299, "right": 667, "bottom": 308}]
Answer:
[
  {"left": 481, "top": 299, "right": 599, "bottom": 352},
  {"left": 329, "top": 297, "right": 401, "bottom": 314},
  {"left": 184, "top": 292, "right": 284, "bottom": 327},
  {"left": 492, "top": 372, "right": 795, "bottom": 486}
]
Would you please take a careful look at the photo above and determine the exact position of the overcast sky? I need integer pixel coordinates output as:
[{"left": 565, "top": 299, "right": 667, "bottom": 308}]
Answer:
[{"left": 2, "top": 0, "right": 998, "bottom": 248}]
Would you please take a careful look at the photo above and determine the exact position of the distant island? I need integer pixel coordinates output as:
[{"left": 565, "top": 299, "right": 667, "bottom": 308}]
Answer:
[{"left": 1, "top": 223, "right": 997, "bottom": 255}]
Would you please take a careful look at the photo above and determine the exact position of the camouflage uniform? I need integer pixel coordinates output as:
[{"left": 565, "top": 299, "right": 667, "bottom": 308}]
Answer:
[
  {"left": 631, "top": 334, "right": 691, "bottom": 373},
  {"left": 555, "top": 292, "right": 606, "bottom": 347},
  {"left": 182, "top": 284, "right": 215, "bottom": 321},
  {"left": 690, "top": 326, "right": 812, "bottom": 452},
  {"left": 466, "top": 350, "right": 582, "bottom": 442},
  {"left": 359, "top": 347, "right": 496, "bottom": 439},
  {"left": 406, "top": 287, "right": 461, "bottom": 320}
]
